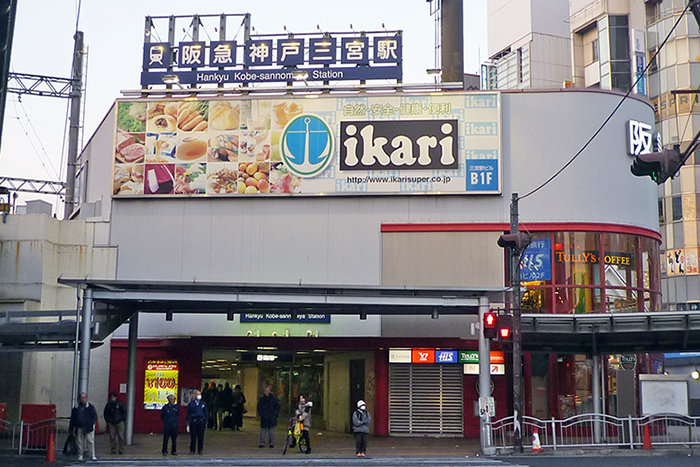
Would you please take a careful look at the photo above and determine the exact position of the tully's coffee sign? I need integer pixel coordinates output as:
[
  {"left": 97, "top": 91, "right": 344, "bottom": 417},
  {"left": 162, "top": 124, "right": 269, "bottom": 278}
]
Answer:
[
  {"left": 340, "top": 120, "right": 458, "bottom": 170},
  {"left": 555, "top": 251, "right": 634, "bottom": 268}
]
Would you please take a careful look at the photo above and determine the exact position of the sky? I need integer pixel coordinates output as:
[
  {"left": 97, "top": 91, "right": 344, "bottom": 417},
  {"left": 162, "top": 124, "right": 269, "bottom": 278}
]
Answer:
[{"left": 0, "top": 0, "right": 487, "bottom": 215}]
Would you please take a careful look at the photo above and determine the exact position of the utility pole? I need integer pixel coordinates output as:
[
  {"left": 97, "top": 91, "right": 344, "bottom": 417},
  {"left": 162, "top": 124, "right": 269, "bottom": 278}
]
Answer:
[
  {"left": 63, "top": 31, "right": 84, "bottom": 218},
  {"left": 509, "top": 193, "right": 524, "bottom": 453},
  {"left": 497, "top": 193, "right": 530, "bottom": 453}
]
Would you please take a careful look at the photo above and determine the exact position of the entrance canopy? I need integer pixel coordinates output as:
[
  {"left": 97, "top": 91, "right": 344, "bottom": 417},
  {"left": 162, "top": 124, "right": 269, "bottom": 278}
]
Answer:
[{"left": 58, "top": 278, "right": 504, "bottom": 316}]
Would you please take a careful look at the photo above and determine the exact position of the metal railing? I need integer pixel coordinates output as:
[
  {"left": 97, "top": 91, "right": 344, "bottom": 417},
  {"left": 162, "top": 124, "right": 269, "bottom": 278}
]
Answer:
[
  {"left": 490, "top": 413, "right": 700, "bottom": 452},
  {"left": 18, "top": 418, "right": 71, "bottom": 455},
  {"left": 0, "top": 418, "right": 18, "bottom": 451}
]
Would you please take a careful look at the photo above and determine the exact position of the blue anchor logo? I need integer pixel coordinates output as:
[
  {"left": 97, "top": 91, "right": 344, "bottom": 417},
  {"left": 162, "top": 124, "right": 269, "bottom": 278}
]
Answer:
[{"left": 281, "top": 114, "right": 334, "bottom": 178}]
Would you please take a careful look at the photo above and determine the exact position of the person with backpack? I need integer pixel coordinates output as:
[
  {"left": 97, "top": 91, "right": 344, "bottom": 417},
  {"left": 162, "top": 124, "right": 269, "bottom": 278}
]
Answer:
[{"left": 352, "top": 400, "right": 371, "bottom": 457}]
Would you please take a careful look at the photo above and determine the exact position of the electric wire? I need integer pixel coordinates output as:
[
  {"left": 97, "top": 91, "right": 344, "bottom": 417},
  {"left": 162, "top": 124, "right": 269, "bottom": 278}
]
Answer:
[
  {"left": 11, "top": 97, "right": 60, "bottom": 180},
  {"left": 519, "top": 3, "right": 691, "bottom": 201}
]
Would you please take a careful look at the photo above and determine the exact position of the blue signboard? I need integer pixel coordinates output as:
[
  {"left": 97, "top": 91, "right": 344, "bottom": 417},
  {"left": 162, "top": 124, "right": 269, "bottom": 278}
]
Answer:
[
  {"left": 141, "top": 65, "right": 402, "bottom": 86},
  {"left": 466, "top": 160, "right": 498, "bottom": 192},
  {"left": 142, "top": 33, "right": 402, "bottom": 86},
  {"left": 435, "top": 350, "right": 459, "bottom": 364},
  {"left": 521, "top": 238, "right": 552, "bottom": 282},
  {"left": 239, "top": 313, "right": 331, "bottom": 323}
]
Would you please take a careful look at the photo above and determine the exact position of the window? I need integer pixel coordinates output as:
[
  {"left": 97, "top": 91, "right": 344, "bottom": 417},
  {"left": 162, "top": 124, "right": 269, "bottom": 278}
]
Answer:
[
  {"left": 659, "top": 198, "right": 665, "bottom": 225},
  {"left": 672, "top": 195, "right": 683, "bottom": 221},
  {"left": 592, "top": 39, "right": 599, "bottom": 62},
  {"left": 510, "top": 231, "right": 661, "bottom": 314}
]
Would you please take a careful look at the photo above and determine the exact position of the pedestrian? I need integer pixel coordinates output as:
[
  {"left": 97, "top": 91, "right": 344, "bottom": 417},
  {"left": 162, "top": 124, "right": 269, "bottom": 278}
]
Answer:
[
  {"left": 257, "top": 385, "right": 280, "bottom": 448},
  {"left": 294, "top": 394, "right": 313, "bottom": 454},
  {"left": 186, "top": 389, "right": 208, "bottom": 455},
  {"left": 214, "top": 384, "right": 227, "bottom": 430},
  {"left": 103, "top": 391, "right": 126, "bottom": 455},
  {"left": 69, "top": 392, "right": 98, "bottom": 462},
  {"left": 231, "top": 384, "right": 246, "bottom": 430},
  {"left": 352, "top": 400, "right": 371, "bottom": 457},
  {"left": 161, "top": 394, "right": 179, "bottom": 456}
]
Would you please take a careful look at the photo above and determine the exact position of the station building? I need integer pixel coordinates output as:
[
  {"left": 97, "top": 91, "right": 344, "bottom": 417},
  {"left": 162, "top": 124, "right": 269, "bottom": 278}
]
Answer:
[{"left": 1, "top": 87, "right": 659, "bottom": 436}]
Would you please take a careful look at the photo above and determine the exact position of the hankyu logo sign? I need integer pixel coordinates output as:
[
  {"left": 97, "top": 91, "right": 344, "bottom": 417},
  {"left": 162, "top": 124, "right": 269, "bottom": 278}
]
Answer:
[
  {"left": 281, "top": 115, "right": 334, "bottom": 178},
  {"left": 340, "top": 120, "right": 458, "bottom": 171},
  {"left": 627, "top": 119, "right": 660, "bottom": 156}
]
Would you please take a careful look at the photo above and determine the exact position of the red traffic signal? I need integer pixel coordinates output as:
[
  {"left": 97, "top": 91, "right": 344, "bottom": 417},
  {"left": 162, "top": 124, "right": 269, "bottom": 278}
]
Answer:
[
  {"left": 483, "top": 312, "right": 498, "bottom": 339},
  {"left": 499, "top": 327, "right": 511, "bottom": 339}
]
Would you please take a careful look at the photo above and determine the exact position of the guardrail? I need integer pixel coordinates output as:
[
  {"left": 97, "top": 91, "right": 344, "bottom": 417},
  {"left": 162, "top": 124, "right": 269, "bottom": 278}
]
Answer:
[
  {"left": 490, "top": 413, "right": 700, "bottom": 452},
  {"left": 18, "top": 418, "right": 71, "bottom": 455},
  {"left": 0, "top": 418, "right": 18, "bottom": 451}
]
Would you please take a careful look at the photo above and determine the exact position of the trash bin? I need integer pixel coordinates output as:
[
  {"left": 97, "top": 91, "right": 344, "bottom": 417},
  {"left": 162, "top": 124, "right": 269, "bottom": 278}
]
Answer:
[{"left": 21, "top": 404, "right": 56, "bottom": 448}]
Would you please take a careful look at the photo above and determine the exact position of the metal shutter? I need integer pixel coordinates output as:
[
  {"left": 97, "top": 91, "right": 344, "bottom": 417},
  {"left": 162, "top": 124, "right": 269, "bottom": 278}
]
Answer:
[{"left": 388, "top": 364, "right": 464, "bottom": 436}]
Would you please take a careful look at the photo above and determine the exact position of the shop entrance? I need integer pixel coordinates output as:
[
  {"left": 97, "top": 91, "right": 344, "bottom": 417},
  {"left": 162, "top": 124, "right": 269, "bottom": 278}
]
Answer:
[{"left": 201, "top": 348, "right": 325, "bottom": 428}]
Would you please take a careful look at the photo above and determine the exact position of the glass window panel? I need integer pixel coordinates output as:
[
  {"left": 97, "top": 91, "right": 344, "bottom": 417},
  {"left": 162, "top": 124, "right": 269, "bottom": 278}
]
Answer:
[
  {"left": 521, "top": 286, "right": 550, "bottom": 314},
  {"left": 610, "top": 27, "right": 630, "bottom": 60},
  {"left": 609, "top": 15, "right": 628, "bottom": 27},
  {"left": 672, "top": 195, "right": 683, "bottom": 221},
  {"left": 603, "top": 233, "right": 638, "bottom": 291},
  {"left": 599, "top": 27, "right": 609, "bottom": 63},
  {"left": 553, "top": 232, "right": 602, "bottom": 287},
  {"left": 606, "top": 287, "right": 638, "bottom": 312}
]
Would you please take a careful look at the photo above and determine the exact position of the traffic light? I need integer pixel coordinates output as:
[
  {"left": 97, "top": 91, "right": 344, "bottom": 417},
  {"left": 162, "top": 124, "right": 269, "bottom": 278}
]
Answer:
[
  {"left": 497, "top": 232, "right": 531, "bottom": 252},
  {"left": 691, "top": 0, "right": 700, "bottom": 28},
  {"left": 483, "top": 312, "right": 498, "bottom": 339},
  {"left": 630, "top": 146, "right": 683, "bottom": 185},
  {"left": 496, "top": 314, "right": 512, "bottom": 341}
]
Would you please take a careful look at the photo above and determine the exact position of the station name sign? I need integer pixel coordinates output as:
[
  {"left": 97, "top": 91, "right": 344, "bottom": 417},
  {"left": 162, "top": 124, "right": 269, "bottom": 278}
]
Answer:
[{"left": 142, "top": 34, "right": 402, "bottom": 86}]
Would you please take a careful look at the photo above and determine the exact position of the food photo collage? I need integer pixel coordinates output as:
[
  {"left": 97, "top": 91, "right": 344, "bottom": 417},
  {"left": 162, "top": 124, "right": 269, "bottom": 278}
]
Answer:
[{"left": 113, "top": 99, "right": 305, "bottom": 196}]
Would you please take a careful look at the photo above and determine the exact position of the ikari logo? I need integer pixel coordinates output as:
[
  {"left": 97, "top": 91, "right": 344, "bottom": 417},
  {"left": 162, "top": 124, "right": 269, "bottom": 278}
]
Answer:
[{"left": 280, "top": 114, "right": 334, "bottom": 178}]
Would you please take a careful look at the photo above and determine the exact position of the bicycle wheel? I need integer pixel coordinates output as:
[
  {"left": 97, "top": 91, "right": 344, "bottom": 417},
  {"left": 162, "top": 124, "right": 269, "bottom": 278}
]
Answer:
[
  {"left": 298, "top": 435, "right": 307, "bottom": 453},
  {"left": 283, "top": 433, "right": 292, "bottom": 455}
]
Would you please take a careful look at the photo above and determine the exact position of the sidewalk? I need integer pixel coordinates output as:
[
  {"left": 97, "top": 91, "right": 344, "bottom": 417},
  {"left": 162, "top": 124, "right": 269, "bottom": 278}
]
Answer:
[{"left": 92, "top": 426, "right": 482, "bottom": 459}]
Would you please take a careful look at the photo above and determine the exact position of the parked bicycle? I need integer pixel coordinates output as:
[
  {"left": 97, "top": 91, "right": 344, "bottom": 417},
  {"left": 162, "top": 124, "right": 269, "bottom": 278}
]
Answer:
[{"left": 282, "top": 417, "right": 307, "bottom": 455}]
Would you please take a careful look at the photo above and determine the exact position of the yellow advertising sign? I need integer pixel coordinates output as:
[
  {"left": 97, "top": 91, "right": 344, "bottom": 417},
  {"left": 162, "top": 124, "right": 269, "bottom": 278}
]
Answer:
[{"left": 144, "top": 360, "right": 178, "bottom": 410}]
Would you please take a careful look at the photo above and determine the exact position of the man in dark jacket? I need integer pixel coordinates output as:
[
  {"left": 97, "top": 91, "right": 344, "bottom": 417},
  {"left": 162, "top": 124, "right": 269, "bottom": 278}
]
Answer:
[
  {"left": 257, "top": 385, "right": 280, "bottom": 448},
  {"left": 161, "top": 394, "right": 179, "bottom": 456},
  {"left": 69, "top": 392, "right": 98, "bottom": 461},
  {"left": 103, "top": 392, "right": 127, "bottom": 454},
  {"left": 186, "top": 389, "right": 208, "bottom": 454}
]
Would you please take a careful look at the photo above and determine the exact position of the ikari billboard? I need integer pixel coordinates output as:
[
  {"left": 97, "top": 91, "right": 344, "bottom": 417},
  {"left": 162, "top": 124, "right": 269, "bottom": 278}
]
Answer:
[{"left": 112, "top": 92, "right": 501, "bottom": 197}]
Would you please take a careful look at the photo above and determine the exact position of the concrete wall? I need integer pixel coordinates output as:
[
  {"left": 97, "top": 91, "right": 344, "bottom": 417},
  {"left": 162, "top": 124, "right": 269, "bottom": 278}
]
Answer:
[
  {"left": 0, "top": 213, "right": 117, "bottom": 420},
  {"left": 324, "top": 352, "right": 374, "bottom": 433}
]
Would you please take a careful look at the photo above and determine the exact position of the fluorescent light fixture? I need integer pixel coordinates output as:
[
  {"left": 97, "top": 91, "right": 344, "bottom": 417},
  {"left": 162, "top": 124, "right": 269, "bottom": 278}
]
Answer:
[
  {"left": 293, "top": 70, "right": 309, "bottom": 81},
  {"left": 162, "top": 74, "right": 180, "bottom": 85}
]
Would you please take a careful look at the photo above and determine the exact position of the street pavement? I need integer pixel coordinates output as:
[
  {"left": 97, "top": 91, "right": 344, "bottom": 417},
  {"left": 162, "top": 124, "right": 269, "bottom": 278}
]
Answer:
[{"left": 2, "top": 425, "right": 699, "bottom": 467}]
